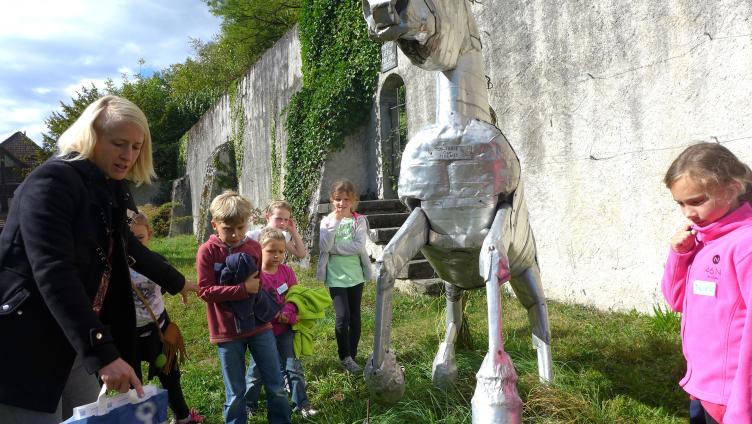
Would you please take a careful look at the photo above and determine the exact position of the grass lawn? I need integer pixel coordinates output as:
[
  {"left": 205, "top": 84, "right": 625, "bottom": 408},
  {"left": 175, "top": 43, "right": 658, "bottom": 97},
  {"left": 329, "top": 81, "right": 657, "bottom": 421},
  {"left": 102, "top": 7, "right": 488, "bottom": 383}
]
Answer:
[{"left": 149, "top": 235, "right": 687, "bottom": 423}]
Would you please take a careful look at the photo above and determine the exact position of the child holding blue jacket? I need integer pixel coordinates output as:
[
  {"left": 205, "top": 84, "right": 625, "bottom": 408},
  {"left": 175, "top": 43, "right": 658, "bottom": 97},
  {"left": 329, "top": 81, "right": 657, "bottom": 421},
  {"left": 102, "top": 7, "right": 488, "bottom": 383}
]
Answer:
[{"left": 196, "top": 191, "right": 291, "bottom": 424}]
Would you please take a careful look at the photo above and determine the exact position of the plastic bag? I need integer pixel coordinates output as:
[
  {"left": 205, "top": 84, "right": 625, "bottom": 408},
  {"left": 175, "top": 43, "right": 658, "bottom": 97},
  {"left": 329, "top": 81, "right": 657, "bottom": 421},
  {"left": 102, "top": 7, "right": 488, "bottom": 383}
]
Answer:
[{"left": 61, "top": 384, "right": 168, "bottom": 424}]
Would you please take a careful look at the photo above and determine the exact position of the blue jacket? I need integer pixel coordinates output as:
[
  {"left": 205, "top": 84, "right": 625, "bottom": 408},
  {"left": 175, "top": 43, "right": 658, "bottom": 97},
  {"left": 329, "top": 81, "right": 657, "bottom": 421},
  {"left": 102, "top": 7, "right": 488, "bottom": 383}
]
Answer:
[{"left": 216, "top": 252, "right": 280, "bottom": 333}]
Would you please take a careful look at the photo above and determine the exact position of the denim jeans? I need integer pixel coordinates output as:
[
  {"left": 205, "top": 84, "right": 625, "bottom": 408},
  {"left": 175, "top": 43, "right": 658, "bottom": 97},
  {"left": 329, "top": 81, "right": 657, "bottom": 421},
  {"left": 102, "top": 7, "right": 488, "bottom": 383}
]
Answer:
[
  {"left": 217, "top": 329, "right": 291, "bottom": 424},
  {"left": 247, "top": 330, "right": 310, "bottom": 410}
]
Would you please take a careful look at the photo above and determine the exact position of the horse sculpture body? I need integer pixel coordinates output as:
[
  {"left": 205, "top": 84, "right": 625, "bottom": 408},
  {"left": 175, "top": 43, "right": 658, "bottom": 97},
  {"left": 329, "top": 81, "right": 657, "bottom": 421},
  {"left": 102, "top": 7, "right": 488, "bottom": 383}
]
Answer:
[{"left": 361, "top": 1, "right": 553, "bottom": 422}]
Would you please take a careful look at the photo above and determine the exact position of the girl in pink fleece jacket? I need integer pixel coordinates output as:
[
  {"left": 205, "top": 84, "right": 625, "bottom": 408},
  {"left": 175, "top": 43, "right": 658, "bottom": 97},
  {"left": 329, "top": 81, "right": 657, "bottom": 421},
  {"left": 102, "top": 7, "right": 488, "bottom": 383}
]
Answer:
[{"left": 661, "top": 142, "right": 752, "bottom": 424}]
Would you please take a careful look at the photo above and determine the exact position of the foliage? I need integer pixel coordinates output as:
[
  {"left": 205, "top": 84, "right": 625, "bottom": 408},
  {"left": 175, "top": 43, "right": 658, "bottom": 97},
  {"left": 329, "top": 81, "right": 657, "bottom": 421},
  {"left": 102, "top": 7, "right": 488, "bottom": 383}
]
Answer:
[
  {"left": 283, "top": 0, "right": 380, "bottom": 223},
  {"left": 39, "top": 84, "right": 104, "bottom": 168},
  {"left": 42, "top": 0, "right": 301, "bottom": 180},
  {"left": 228, "top": 83, "right": 245, "bottom": 174},
  {"left": 205, "top": 0, "right": 300, "bottom": 51},
  {"left": 138, "top": 202, "right": 175, "bottom": 238},
  {"left": 177, "top": 133, "right": 189, "bottom": 176},
  {"left": 42, "top": 71, "right": 209, "bottom": 181},
  {"left": 150, "top": 235, "right": 688, "bottom": 424},
  {"left": 166, "top": 0, "right": 301, "bottom": 122},
  {"left": 270, "top": 116, "right": 281, "bottom": 198},
  {"left": 113, "top": 71, "right": 212, "bottom": 180},
  {"left": 649, "top": 304, "right": 681, "bottom": 334}
]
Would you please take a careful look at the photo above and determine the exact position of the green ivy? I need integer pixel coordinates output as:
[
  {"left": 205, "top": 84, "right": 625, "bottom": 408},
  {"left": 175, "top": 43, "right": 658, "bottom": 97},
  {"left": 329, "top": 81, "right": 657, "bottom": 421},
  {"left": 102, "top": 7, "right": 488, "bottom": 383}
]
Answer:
[
  {"left": 270, "top": 116, "right": 281, "bottom": 198},
  {"left": 283, "top": 0, "right": 380, "bottom": 223},
  {"left": 177, "top": 133, "right": 189, "bottom": 176},
  {"left": 229, "top": 81, "right": 245, "bottom": 174}
]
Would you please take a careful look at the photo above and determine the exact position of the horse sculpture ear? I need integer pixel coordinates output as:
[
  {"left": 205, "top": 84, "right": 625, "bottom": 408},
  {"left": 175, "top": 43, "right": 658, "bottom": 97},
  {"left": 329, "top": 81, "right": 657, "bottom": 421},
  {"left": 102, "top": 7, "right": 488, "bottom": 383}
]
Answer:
[{"left": 362, "top": 0, "right": 400, "bottom": 32}]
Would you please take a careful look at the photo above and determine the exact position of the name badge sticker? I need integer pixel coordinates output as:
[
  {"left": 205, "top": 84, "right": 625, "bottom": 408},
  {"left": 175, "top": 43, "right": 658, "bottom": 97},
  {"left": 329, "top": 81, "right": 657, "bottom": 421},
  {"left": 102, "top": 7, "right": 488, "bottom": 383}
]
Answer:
[
  {"left": 693, "top": 280, "right": 717, "bottom": 297},
  {"left": 277, "top": 283, "right": 289, "bottom": 295}
]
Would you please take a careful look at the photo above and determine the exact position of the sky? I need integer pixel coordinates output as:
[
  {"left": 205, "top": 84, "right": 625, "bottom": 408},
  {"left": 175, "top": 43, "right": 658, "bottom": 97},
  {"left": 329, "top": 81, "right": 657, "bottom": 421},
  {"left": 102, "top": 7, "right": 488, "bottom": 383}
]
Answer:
[{"left": 0, "top": 0, "right": 223, "bottom": 145}]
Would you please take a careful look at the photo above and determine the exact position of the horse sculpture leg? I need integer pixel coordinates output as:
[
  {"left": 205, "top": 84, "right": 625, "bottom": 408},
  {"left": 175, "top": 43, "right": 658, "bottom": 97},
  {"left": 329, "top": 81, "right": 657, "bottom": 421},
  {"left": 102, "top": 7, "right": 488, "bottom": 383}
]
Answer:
[
  {"left": 432, "top": 282, "right": 463, "bottom": 388},
  {"left": 366, "top": 207, "right": 429, "bottom": 404},
  {"left": 505, "top": 183, "right": 554, "bottom": 384},
  {"left": 510, "top": 263, "right": 553, "bottom": 383},
  {"left": 472, "top": 206, "right": 522, "bottom": 424}
]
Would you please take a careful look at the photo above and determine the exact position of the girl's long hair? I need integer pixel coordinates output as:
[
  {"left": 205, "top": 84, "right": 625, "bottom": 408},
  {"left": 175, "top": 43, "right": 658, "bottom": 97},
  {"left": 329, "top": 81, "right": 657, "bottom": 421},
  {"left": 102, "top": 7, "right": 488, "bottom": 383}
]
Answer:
[{"left": 664, "top": 142, "right": 752, "bottom": 204}]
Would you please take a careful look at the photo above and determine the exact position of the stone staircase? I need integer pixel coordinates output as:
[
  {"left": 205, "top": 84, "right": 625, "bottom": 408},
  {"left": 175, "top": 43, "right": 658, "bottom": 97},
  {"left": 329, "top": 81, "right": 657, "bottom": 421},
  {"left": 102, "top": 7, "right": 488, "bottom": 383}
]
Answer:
[{"left": 316, "top": 199, "right": 443, "bottom": 296}]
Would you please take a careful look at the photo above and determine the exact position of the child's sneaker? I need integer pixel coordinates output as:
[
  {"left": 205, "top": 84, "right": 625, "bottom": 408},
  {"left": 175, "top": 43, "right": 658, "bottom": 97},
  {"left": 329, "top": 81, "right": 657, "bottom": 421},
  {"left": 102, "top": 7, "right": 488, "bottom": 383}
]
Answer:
[
  {"left": 297, "top": 405, "right": 319, "bottom": 418},
  {"left": 177, "top": 408, "right": 204, "bottom": 423},
  {"left": 341, "top": 356, "right": 362, "bottom": 375}
]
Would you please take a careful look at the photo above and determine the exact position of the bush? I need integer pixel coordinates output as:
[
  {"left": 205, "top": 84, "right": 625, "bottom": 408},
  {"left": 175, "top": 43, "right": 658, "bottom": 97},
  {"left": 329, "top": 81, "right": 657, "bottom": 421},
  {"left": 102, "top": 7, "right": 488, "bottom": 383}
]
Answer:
[{"left": 138, "top": 202, "right": 175, "bottom": 237}]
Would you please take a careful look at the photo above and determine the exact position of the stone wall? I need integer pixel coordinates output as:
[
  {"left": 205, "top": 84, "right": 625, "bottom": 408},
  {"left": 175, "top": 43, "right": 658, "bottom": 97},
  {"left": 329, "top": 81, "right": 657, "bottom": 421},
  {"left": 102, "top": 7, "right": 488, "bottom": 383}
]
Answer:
[
  {"left": 374, "top": 0, "right": 752, "bottom": 311},
  {"left": 180, "top": 27, "right": 377, "bottom": 241},
  {"left": 179, "top": 1, "right": 752, "bottom": 311}
]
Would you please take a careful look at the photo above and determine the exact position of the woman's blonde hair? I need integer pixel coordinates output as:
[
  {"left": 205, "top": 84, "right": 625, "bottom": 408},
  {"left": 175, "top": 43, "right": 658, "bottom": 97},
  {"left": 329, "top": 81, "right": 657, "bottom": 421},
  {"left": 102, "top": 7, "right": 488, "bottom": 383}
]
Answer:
[
  {"left": 57, "top": 95, "right": 155, "bottom": 185},
  {"left": 664, "top": 142, "right": 752, "bottom": 204},
  {"left": 329, "top": 179, "right": 359, "bottom": 211},
  {"left": 259, "top": 227, "right": 286, "bottom": 247}
]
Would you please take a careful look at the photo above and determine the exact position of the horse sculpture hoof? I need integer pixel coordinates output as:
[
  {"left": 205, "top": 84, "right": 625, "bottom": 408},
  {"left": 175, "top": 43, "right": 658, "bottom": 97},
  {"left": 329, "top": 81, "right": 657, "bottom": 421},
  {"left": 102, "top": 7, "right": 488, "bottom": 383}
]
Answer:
[
  {"left": 470, "top": 352, "right": 522, "bottom": 424},
  {"left": 365, "top": 350, "right": 405, "bottom": 405},
  {"left": 431, "top": 341, "right": 458, "bottom": 389}
]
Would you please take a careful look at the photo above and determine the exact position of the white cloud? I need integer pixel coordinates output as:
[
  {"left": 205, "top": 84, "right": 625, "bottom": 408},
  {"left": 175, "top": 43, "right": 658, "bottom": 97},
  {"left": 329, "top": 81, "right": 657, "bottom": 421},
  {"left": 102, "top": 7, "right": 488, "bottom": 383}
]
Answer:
[{"left": 0, "top": 0, "right": 222, "bottom": 144}]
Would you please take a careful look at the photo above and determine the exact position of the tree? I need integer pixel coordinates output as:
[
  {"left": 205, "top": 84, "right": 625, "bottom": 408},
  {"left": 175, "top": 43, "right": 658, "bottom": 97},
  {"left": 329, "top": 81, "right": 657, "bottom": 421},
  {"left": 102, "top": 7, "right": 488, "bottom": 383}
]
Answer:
[
  {"left": 42, "top": 84, "right": 104, "bottom": 156},
  {"left": 42, "top": 73, "right": 206, "bottom": 181},
  {"left": 167, "top": 0, "right": 301, "bottom": 105}
]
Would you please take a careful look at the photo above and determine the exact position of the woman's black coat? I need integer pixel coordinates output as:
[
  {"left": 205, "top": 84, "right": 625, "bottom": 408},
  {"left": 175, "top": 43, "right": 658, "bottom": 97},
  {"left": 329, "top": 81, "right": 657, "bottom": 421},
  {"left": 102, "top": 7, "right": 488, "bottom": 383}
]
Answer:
[{"left": 0, "top": 157, "right": 186, "bottom": 412}]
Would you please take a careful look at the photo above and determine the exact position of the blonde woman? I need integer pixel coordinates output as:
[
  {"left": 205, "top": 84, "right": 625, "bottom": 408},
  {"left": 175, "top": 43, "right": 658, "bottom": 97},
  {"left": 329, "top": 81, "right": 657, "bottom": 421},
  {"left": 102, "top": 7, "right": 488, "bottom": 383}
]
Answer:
[{"left": 0, "top": 95, "right": 195, "bottom": 423}]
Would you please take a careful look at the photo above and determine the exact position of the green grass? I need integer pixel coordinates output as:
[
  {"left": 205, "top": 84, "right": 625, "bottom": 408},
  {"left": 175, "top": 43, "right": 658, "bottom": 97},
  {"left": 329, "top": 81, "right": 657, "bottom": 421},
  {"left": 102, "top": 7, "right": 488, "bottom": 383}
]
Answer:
[{"left": 149, "top": 235, "right": 687, "bottom": 423}]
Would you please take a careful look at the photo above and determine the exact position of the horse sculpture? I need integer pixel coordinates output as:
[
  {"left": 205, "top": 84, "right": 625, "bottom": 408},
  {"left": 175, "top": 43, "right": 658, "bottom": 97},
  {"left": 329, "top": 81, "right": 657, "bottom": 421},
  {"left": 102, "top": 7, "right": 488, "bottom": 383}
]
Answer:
[{"left": 361, "top": 1, "right": 554, "bottom": 422}]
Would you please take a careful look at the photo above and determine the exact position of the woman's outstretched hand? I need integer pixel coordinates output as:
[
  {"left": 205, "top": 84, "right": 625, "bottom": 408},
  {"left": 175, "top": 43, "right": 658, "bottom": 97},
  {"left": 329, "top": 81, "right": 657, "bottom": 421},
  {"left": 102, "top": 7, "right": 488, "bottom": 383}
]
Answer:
[{"left": 180, "top": 281, "right": 199, "bottom": 304}]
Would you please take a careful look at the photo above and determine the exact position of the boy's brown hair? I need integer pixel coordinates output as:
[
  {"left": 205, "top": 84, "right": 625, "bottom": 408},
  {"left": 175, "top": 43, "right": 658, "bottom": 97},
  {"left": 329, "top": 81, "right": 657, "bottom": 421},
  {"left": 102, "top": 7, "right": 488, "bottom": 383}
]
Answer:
[
  {"left": 209, "top": 190, "right": 253, "bottom": 225},
  {"left": 266, "top": 200, "right": 293, "bottom": 215}
]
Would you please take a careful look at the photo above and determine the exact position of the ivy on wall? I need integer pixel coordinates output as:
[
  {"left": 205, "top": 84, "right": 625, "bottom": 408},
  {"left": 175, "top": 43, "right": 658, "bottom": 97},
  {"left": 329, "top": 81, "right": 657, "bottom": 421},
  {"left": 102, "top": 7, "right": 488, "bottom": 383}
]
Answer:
[
  {"left": 270, "top": 116, "right": 281, "bottom": 198},
  {"left": 283, "top": 0, "right": 380, "bottom": 223},
  {"left": 229, "top": 81, "right": 245, "bottom": 176},
  {"left": 177, "top": 133, "right": 189, "bottom": 176}
]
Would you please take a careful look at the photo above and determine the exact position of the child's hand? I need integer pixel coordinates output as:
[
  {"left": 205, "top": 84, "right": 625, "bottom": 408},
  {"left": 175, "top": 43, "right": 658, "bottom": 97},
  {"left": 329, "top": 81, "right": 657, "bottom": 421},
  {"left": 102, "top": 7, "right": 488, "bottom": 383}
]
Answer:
[
  {"left": 180, "top": 281, "right": 199, "bottom": 304},
  {"left": 288, "top": 218, "right": 299, "bottom": 234},
  {"left": 278, "top": 313, "right": 289, "bottom": 324},
  {"left": 244, "top": 272, "right": 260, "bottom": 294},
  {"left": 670, "top": 220, "right": 697, "bottom": 254}
]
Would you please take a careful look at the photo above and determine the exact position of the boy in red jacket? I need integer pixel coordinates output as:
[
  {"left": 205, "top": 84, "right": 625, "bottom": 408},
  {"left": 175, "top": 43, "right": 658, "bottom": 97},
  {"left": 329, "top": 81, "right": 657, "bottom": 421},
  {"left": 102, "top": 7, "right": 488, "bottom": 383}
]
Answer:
[{"left": 196, "top": 191, "right": 291, "bottom": 424}]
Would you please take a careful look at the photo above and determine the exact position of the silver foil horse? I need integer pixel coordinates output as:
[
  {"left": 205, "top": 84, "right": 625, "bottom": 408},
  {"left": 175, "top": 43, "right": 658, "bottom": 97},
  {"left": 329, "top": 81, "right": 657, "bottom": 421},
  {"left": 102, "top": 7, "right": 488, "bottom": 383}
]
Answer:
[{"left": 361, "top": 0, "right": 553, "bottom": 422}]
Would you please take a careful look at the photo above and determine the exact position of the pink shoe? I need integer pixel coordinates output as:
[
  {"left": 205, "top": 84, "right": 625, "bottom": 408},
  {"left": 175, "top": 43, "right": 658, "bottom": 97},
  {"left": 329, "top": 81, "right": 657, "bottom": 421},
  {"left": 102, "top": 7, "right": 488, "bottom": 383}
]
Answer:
[{"left": 177, "top": 408, "right": 204, "bottom": 424}]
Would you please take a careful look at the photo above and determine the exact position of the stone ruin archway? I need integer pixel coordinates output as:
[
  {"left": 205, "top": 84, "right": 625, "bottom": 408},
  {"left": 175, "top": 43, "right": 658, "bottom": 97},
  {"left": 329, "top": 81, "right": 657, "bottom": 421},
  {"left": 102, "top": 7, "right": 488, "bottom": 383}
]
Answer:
[
  {"left": 379, "top": 73, "right": 408, "bottom": 199},
  {"left": 195, "top": 141, "right": 238, "bottom": 241}
]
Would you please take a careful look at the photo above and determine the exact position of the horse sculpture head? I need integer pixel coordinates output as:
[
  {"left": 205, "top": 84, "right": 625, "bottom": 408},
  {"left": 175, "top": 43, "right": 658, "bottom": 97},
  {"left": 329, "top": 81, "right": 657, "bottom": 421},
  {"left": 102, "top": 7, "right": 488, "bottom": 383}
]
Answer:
[{"left": 362, "top": 0, "right": 481, "bottom": 71}]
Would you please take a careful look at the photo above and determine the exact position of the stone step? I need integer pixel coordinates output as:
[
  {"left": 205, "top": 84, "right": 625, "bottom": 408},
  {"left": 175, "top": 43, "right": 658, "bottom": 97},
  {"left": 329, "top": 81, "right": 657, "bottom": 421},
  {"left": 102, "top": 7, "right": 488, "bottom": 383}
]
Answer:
[
  {"left": 366, "top": 212, "right": 410, "bottom": 229},
  {"left": 358, "top": 199, "right": 408, "bottom": 214},
  {"left": 317, "top": 198, "right": 407, "bottom": 215},
  {"left": 368, "top": 227, "right": 399, "bottom": 243},
  {"left": 395, "top": 278, "right": 444, "bottom": 297},
  {"left": 398, "top": 259, "right": 435, "bottom": 279}
]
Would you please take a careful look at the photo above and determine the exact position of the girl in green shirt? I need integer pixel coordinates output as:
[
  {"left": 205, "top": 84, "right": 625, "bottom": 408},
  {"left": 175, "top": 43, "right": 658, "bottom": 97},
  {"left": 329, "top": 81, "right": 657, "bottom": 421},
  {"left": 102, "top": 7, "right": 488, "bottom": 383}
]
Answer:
[{"left": 317, "top": 180, "right": 373, "bottom": 374}]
